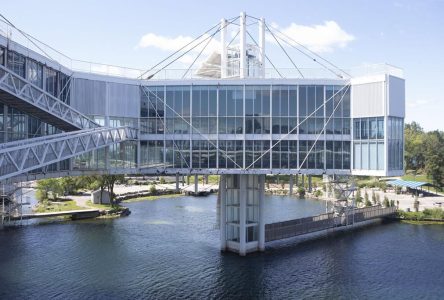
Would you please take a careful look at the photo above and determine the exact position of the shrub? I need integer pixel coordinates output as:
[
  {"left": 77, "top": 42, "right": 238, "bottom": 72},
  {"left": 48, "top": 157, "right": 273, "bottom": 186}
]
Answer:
[
  {"left": 149, "top": 184, "right": 157, "bottom": 195},
  {"left": 297, "top": 187, "right": 306, "bottom": 197},
  {"left": 364, "top": 191, "right": 369, "bottom": 204},
  {"left": 422, "top": 208, "right": 444, "bottom": 220},
  {"left": 314, "top": 190, "right": 322, "bottom": 198},
  {"left": 390, "top": 200, "right": 395, "bottom": 207},
  {"left": 383, "top": 196, "right": 390, "bottom": 208},
  {"left": 355, "top": 189, "right": 363, "bottom": 203},
  {"left": 365, "top": 199, "right": 372, "bottom": 207},
  {"left": 159, "top": 177, "right": 166, "bottom": 184}
]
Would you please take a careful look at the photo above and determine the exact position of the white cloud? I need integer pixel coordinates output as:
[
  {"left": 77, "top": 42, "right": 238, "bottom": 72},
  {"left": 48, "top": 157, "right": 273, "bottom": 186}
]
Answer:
[
  {"left": 407, "top": 98, "right": 432, "bottom": 108},
  {"left": 136, "top": 33, "right": 221, "bottom": 57},
  {"left": 268, "top": 21, "right": 354, "bottom": 53}
]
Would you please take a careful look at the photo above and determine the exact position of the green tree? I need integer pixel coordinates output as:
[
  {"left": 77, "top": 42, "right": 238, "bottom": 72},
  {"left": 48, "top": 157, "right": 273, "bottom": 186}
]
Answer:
[
  {"left": 424, "top": 130, "right": 444, "bottom": 190},
  {"left": 404, "top": 122, "right": 425, "bottom": 171},
  {"left": 36, "top": 178, "right": 63, "bottom": 202},
  {"left": 103, "top": 174, "right": 125, "bottom": 206},
  {"left": 355, "top": 189, "right": 363, "bottom": 204}
]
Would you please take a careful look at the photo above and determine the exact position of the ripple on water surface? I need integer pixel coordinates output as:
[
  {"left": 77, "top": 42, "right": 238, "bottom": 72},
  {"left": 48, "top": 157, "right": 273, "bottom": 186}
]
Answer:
[{"left": 0, "top": 195, "right": 443, "bottom": 299}]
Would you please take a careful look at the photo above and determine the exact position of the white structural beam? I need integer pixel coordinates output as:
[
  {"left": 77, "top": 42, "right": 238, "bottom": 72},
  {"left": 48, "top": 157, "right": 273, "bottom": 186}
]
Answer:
[
  {"left": 0, "top": 64, "right": 99, "bottom": 131},
  {"left": 0, "top": 126, "right": 137, "bottom": 182},
  {"left": 239, "top": 12, "right": 246, "bottom": 79},
  {"left": 259, "top": 17, "right": 266, "bottom": 78},
  {"left": 220, "top": 18, "right": 227, "bottom": 78}
]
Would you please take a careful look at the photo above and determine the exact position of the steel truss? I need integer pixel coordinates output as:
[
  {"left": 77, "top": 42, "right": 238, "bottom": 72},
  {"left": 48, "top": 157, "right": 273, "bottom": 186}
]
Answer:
[
  {"left": 0, "top": 64, "right": 99, "bottom": 131},
  {"left": 0, "top": 126, "right": 137, "bottom": 181}
]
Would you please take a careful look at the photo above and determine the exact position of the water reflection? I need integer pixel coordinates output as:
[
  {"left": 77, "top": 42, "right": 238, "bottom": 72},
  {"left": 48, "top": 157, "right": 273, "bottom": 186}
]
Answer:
[{"left": 0, "top": 195, "right": 443, "bottom": 299}]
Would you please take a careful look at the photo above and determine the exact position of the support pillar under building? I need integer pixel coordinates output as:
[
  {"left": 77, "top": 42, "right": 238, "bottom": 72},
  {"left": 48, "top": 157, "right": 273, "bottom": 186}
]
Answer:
[
  {"left": 194, "top": 175, "right": 198, "bottom": 194},
  {"left": 175, "top": 174, "right": 180, "bottom": 193},
  {"left": 308, "top": 175, "right": 312, "bottom": 193},
  {"left": 289, "top": 175, "right": 294, "bottom": 196},
  {"left": 219, "top": 174, "right": 265, "bottom": 256}
]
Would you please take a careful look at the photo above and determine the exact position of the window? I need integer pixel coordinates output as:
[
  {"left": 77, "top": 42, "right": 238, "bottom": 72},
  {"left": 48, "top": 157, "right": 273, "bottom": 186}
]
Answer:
[
  {"left": 7, "top": 51, "right": 25, "bottom": 77},
  {"left": 27, "top": 59, "right": 43, "bottom": 88}
]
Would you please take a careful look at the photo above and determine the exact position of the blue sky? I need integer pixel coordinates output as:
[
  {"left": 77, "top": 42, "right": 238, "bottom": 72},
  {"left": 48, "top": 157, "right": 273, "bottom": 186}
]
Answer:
[{"left": 1, "top": 0, "right": 443, "bottom": 131}]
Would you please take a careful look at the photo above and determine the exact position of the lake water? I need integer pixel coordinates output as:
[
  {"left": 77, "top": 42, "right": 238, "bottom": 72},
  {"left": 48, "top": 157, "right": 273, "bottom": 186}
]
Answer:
[{"left": 0, "top": 194, "right": 443, "bottom": 299}]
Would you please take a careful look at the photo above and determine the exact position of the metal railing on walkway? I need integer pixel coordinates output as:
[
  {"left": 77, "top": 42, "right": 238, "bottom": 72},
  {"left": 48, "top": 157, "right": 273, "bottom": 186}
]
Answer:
[
  {"left": 265, "top": 206, "right": 396, "bottom": 242},
  {"left": 0, "top": 126, "right": 137, "bottom": 181},
  {"left": 0, "top": 64, "right": 99, "bottom": 130}
]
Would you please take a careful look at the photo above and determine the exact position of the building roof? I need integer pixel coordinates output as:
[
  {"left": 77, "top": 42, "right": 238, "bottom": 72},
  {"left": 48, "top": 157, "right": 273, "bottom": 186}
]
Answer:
[{"left": 387, "top": 179, "right": 429, "bottom": 189}]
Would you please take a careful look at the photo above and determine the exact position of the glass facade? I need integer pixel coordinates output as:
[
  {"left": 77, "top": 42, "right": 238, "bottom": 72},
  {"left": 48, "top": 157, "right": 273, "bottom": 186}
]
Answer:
[
  {"left": 387, "top": 117, "right": 404, "bottom": 170},
  {"left": 140, "top": 84, "right": 352, "bottom": 171},
  {"left": 353, "top": 117, "right": 385, "bottom": 170}
]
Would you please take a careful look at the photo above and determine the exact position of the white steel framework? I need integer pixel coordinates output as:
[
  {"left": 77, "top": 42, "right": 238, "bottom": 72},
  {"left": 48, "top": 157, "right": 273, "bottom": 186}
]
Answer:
[
  {"left": 0, "top": 126, "right": 137, "bottom": 181},
  {"left": 0, "top": 64, "right": 99, "bottom": 131}
]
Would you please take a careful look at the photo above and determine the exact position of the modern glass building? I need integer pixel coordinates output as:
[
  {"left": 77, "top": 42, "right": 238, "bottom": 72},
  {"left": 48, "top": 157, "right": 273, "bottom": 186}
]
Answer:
[{"left": 0, "top": 13, "right": 405, "bottom": 254}]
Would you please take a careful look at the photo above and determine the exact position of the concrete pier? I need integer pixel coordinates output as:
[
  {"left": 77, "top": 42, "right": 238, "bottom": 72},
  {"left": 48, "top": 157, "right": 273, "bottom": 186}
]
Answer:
[
  {"left": 175, "top": 174, "right": 180, "bottom": 192},
  {"left": 194, "top": 175, "right": 198, "bottom": 194},
  {"left": 289, "top": 175, "right": 294, "bottom": 196},
  {"left": 219, "top": 174, "right": 265, "bottom": 256},
  {"left": 308, "top": 175, "right": 312, "bottom": 192}
]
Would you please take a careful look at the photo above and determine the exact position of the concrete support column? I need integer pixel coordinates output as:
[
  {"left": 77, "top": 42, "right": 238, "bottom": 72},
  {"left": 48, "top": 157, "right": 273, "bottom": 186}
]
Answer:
[
  {"left": 302, "top": 175, "right": 305, "bottom": 187},
  {"left": 295, "top": 174, "right": 299, "bottom": 186},
  {"left": 175, "top": 174, "right": 180, "bottom": 193},
  {"left": 219, "top": 175, "right": 226, "bottom": 251},
  {"left": 308, "top": 175, "right": 312, "bottom": 193},
  {"left": 182, "top": 175, "right": 185, "bottom": 186},
  {"left": 194, "top": 175, "right": 198, "bottom": 194},
  {"left": 289, "top": 175, "right": 294, "bottom": 196},
  {"left": 204, "top": 175, "right": 209, "bottom": 184},
  {"left": 239, "top": 175, "right": 247, "bottom": 256},
  {"left": 258, "top": 174, "right": 265, "bottom": 251},
  {"left": 220, "top": 174, "right": 266, "bottom": 256},
  {"left": 187, "top": 175, "right": 190, "bottom": 185}
]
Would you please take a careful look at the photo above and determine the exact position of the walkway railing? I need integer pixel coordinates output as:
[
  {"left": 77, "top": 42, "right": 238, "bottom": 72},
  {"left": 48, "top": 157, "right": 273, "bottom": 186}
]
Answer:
[
  {"left": 0, "top": 126, "right": 138, "bottom": 181},
  {"left": 0, "top": 64, "right": 99, "bottom": 130},
  {"left": 265, "top": 206, "right": 396, "bottom": 242}
]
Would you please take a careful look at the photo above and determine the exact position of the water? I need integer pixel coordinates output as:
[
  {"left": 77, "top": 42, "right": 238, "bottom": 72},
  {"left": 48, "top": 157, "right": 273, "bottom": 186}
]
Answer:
[{"left": 0, "top": 195, "right": 443, "bottom": 299}]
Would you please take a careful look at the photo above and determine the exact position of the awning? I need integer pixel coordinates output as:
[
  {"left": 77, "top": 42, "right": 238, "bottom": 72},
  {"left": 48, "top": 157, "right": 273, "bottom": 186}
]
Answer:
[{"left": 386, "top": 179, "right": 429, "bottom": 189}]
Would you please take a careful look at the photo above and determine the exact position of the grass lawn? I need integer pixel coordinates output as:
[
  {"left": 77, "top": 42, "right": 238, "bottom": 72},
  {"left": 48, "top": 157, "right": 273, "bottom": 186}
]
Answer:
[
  {"left": 122, "top": 193, "right": 182, "bottom": 203},
  {"left": 35, "top": 200, "right": 86, "bottom": 213},
  {"left": 85, "top": 200, "right": 113, "bottom": 209}
]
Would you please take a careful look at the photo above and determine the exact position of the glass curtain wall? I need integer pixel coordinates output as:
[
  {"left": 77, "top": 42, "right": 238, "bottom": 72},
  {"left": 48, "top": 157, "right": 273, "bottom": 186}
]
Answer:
[
  {"left": 141, "top": 84, "right": 351, "bottom": 171},
  {"left": 353, "top": 117, "right": 385, "bottom": 170}
]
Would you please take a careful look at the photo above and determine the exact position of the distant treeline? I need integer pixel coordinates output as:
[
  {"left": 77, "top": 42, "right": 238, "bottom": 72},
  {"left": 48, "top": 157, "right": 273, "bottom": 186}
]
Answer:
[{"left": 405, "top": 122, "right": 444, "bottom": 189}]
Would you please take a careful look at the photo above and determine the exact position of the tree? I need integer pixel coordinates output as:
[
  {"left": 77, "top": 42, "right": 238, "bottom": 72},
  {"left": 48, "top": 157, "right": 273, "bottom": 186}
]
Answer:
[
  {"left": 59, "top": 177, "right": 80, "bottom": 195},
  {"left": 36, "top": 178, "right": 63, "bottom": 202},
  {"left": 404, "top": 122, "right": 425, "bottom": 171},
  {"left": 355, "top": 189, "right": 363, "bottom": 204},
  {"left": 424, "top": 130, "right": 444, "bottom": 190},
  {"left": 103, "top": 174, "right": 125, "bottom": 206}
]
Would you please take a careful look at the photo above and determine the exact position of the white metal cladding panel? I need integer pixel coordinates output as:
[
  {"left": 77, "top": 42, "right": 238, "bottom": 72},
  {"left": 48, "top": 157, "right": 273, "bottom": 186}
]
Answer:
[
  {"left": 107, "top": 82, "right": 140, "bottom": 118},
  {"left": 388, "top": 76, "right": 405, "bottom": 117},
  {"left": 72, "top": 78, "right": 107, "bottom": 115},
  {"left": 351, "top": 81, "right": 384, "bottom": 117}
]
